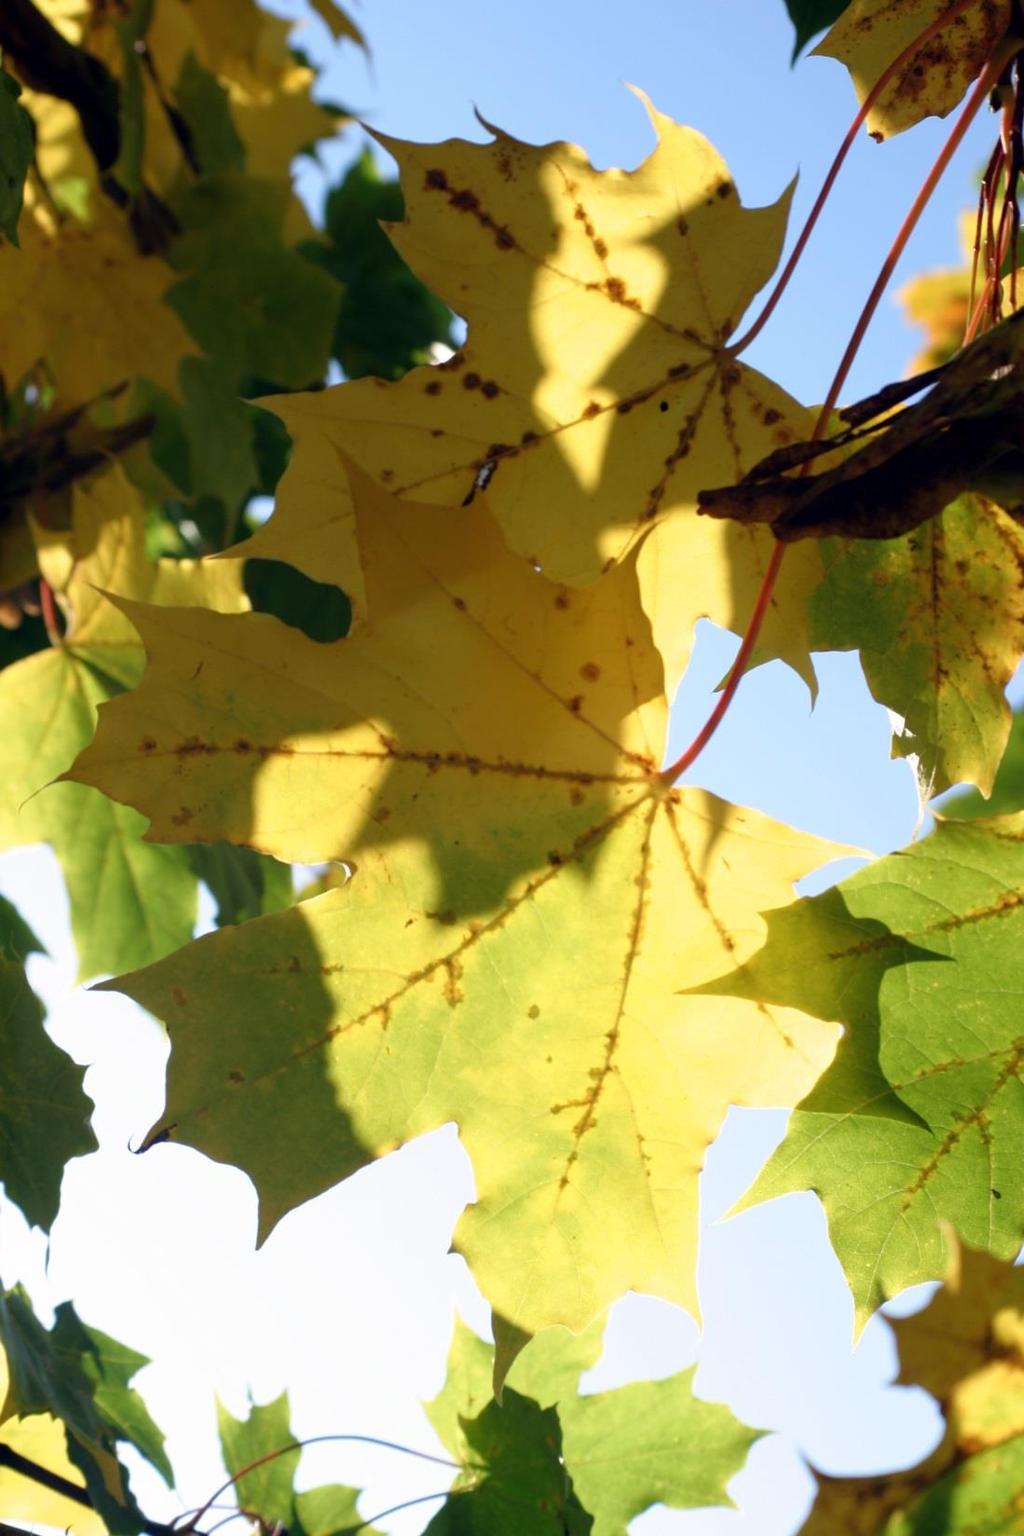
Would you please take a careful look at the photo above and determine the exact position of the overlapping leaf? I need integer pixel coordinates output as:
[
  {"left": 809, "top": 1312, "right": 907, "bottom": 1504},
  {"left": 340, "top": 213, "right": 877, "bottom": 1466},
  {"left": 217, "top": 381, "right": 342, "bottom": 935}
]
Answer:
[
  {"left": 0, "top": 62, "right": 33, "bottom": 246},
  {"left": 801, "top": 1240, "right": 1024, "bottom": 1533},
  {"left": 705, "top": 815, "right": 1024, "bottom": 1322},
  {"left": 259, "top": 96, "right": 822, "bottom": 690},
  {"left": 0, "top": 463, "right": 248, "bottom": 977},
  {"left": 0, "top": 1338, "right": 107, "bottom": 1536},
  {"left": 0, "top": 1287, "right": 169, "bottom": 1533},
  {"left": 70, "top": 464, "right": 843, "bottom": 1335},
  {"left": 808, "top": 494, "right": 1024, "bottom": 796},
  {"left": 816, "top": 0, "right": 1012, "bottom": 140},
  {"left": 427, "top": 1317, "right": 760, "bottom": 1534},
  {"left": 0, "top": 204, "right": 193, "bottom": 410}
]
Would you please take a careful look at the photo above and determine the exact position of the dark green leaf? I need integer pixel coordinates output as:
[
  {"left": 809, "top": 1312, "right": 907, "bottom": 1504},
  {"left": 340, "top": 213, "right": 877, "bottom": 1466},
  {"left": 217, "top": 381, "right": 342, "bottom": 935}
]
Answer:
[
  {"left": 174, "top": 51, "right": 245, "bottom": 177},
  {"left": 0, "top": 959, "right": 95, "bottom": 1230},
  {"left": 243, "top": 557, "right": 351, "bottom": 642},
  {"left": 0, "top": 65, "right": 33, "bottom": 246},
  {"left": 302, "top": 151, "right": 453, "bottom": 380},
  {"left": 51, "top": 1305, "right": 172, "bottom": 1484},
  {"left": 187, "top": 842, "right": 293, "bottom": 927},
  {"left": 424, "top": 1390, "right": 592, "bottom": 1536},
  {"left": 784, "top": 0, "right": 854, "bottom": 58}
]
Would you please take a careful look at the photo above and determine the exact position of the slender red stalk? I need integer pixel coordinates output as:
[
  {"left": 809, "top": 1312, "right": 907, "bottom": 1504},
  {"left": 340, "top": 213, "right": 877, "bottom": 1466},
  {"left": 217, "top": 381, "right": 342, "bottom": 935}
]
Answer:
[
  {"left": 730, "top": 0, "right": 982, "bottom": 358},
  {"left": 179, "top": 1434, "right": 469, "bottom": 1534},
  {"left": 660, "top": 35, "right": 1020, "bottom": 787},
  {"left": 38, "top": 577, "right": 63, "bottom": 646}
]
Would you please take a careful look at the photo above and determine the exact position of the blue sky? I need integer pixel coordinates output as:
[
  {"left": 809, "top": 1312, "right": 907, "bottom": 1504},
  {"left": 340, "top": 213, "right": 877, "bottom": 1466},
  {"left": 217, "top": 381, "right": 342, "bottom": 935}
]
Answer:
[{"left": 0, "top": 2, "right": 1007, "bottom": 1532}]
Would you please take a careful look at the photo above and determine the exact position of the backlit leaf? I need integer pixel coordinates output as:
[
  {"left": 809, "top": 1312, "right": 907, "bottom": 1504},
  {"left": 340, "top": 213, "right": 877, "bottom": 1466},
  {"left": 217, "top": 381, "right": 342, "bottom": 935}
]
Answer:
[
  {"left": 427, "top": 1316, "right": 760, "bottom": 1533},
  {"left": 0, "top": 1287, "right": 155, "bottom": 1533},
  {"left": 259, "top": 97, "right": 822, "bottom": 693},
  {"left": 800, "top": 1240, "right": 1024, "bottom": 1533},
  {"left": 709, "top": 816, "right": 1024, "bottom": 1322},
  {"left": 808, "top": 495, "right": 1024, "bottom": 796},
  {"left": 816, "top": 0, "right": 1012, "bottom": 140},
  {"left": 72, "top": 467, "right": 844, "bottom": 1335},
  {"left": 0, "top": 464, "right": 247, "bottom": 978},
  {"left": 0, "top": 950, "right": 96, "bottom": 1230},
  {"left": 217, "top": 1390, "right": 380, "bottom": 1536}
]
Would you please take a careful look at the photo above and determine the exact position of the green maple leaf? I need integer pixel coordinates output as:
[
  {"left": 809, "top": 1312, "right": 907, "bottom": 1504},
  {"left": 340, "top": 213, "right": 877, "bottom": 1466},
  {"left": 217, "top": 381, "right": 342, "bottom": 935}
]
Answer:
[
  {"left": 0, "top": 949, "right": 96, "bottom": 1231},
  {"left": 782, "top": 1, "right": 854, "bottom": 57},
  {"left": 808, "top": 495, "right": 1024, "bottom": 797},
  {"left": 70, "top": 467, "right": 845, "bottom": 1337},
  {"left": 0, "top": 463, "right": 248, "bottom": 978},
  {"left": 427, "top": 1317, "right": 760, "bottom": 1534},
  {"left": 705, "top": 815, "right": 1024, "bottom": 1321},
  {"left": 217, "top": 1391, "right": 380, "bottom": 1536}
]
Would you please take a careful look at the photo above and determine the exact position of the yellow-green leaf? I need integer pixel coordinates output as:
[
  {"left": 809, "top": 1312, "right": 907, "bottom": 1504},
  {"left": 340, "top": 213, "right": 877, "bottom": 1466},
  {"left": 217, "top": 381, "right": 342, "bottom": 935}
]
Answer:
[
  {"left": 73, "top": 469, "right": 844, "bottom": 1334},
  {"left": 809, "top": 495, "right": 1024, "bottom": 796},
  {"left": 0, "top": 464, "right": 247, "bottom": 978}
]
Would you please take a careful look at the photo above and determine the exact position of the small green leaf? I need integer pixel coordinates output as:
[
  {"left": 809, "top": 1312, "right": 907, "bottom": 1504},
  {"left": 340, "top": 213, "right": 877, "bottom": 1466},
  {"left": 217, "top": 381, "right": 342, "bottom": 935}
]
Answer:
[
  {"left": 783, "top": 0, "right": 854, "bottom": 57},
  {"left": 0, "top": 895, "right": 43, "bottom": 962},
  {"left": 425, "top": 1390, "right": 592, "bottom": 1535},
  {"left": 174, "top": 51, "right": 245, "bottom": 177},
  {"left": 217, "top": 1391, "right": 297, "bottom": 1530},
  {"left": 301, "top": 151, "right": 453, "bottom": 380},
  {"left": 0, "top": 957, "right": 96, "bottom": 1230},
  {"left": 187, "top": 843, "right": 293, "bottom": 927},
  {"left": 0, "top": 64, "right": 33, "bottom": 245},
  {"left": 50, "top": 1306, "right": 172, "bottom": 1485}
]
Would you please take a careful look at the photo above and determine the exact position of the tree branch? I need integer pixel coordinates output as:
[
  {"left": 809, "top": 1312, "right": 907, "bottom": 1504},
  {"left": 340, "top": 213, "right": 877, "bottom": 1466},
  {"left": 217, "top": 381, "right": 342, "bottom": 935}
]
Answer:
[
  {"left": 0, "top": 0, "right": 179, "bottom": 250},
  {"left": 0, "top": 1443, "right": 182, "bottom": 1536},
  {"left": 0, "top": 0, "right": 121, "bottom": 172}
]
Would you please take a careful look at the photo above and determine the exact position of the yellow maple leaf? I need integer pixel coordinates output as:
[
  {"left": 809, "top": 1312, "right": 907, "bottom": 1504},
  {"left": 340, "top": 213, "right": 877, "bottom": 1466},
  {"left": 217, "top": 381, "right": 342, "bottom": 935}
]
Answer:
[
  {"left": 801, "top": 1238, "right": 1024, "bottom": 1534},
  {"left": 816, "top": 0, "right": 1012, "bottom": 141},
  {"left": 0, "top": 204, "right": 194, "bottom": 407},
  {"left": 71, "top": 464, "right": 844, "bottom": 1334},
  {"left": 258, "top": 95, "right": 822, "bottom": 694}
]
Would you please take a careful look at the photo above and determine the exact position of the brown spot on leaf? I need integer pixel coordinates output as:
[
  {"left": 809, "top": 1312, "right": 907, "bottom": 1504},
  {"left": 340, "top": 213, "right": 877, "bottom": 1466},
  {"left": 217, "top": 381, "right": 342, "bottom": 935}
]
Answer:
[
  {"left": 580, "top": 662, "right": 601, "bottom": 682},
  {"left": 425, "top": 380, "right": 442, "bottom": 395},
  {"left": 450, "top": 188, "right": 479, "bottom": 212},
  {"left": 171, "top": 987, "right": 186, "bottom": 1006},
  {"left": 594, "top": 237, "right": 608, "bottom": 258},
  {"left": 568, "top": 694, "right": 583, "bottom": 713},
  {"left": 452, "top": 595, "right": 467, "bottom": 611},
  {"left": 176, "top": 736, "right": 214, "bottom": 756},
  {"left": 425, "top": 168, "right": 448, "bottom": 190},
  {"left": 140, "top": 736, "right": 157, "bottom": 753},
  {"left": 463, "top": 372, "right": 481, "bottom": 390},
  {"left": 582, "top": 400, "right": 601, "bottom": 419},
  {"left": 234, "top": 738, "right": 252, "bottom": 754},
  {"left": 228, "top": 1069, "right": 245, "bottom": 1085},
  {"left": 481, "top": 380, "right": 499, "bottom": 399},
  {"left": 170, "top": 806, "right": 193, "bottom": 827},
  {"left": 528, "top": 1004, "right": 540, "bottom": 1019},
  {"left": 554, "top": 591, "right": 571, "bottom": 609}
]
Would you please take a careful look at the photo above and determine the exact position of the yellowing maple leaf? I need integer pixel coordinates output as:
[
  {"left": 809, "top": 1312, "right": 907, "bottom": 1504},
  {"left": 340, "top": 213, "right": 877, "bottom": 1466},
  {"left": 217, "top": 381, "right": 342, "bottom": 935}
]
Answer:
[
  {"left": 0, "top": 205, "right": 194, "bottom": 407},
  {"left": 71, "top": 466, "right": 844, "bottom": 1334},
  {"left": 816, "top": 0, "right": 1012, "bottom": 140},
  {"left": 259, "top": 96, "right": 822, "bottom": 693},
  {"left": 801, "top": 1239, "right": 1024, "bottom": 1535}
]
